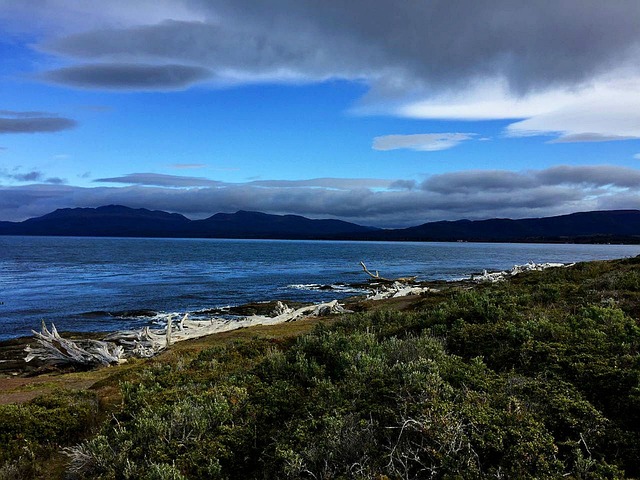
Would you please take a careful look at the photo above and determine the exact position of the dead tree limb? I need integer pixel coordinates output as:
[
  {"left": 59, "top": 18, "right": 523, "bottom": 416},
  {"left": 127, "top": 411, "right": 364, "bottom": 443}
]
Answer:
[
  {"left": 360, "top": 261, "right": 417, "bottom": 284},
  {"left": 25, "top": 321, "right": 125, "bottom": 367}
]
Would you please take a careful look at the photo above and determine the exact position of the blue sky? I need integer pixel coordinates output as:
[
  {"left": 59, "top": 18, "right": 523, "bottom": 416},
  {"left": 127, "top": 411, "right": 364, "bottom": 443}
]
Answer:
[{"left": 1, "top": 0, "right": 640, "bottom": 226}]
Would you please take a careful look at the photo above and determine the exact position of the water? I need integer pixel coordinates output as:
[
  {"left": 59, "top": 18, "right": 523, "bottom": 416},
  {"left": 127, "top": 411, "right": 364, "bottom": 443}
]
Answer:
[{"left": 1, "top": 236, "right": 639, "bottom": 340}]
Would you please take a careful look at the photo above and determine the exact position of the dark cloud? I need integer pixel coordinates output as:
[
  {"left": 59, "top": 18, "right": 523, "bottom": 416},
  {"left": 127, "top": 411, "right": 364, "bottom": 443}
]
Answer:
[
  {"left": 45, "top": 177, "right": 66, "bottom": 184},
  {"left": 389, "top": 180, "right": 416, "bottom": 190},
  {"left": 535, "top": 165, "right": 640, "bottom": 188},
  {"left": 0, "top": 110, "right": 77, "bottom": 134},
  {"left": 2, "top": 165, "right": 640, "bottom": 226},
  {"left": 423, "top": 170, "right": 538, "bottom": 193},
  {"left": 13, "top": 171, "right": 43, "bottom": 182},
  {"left": 422, "top": 165, "right": 640, "bottom": 194},
  {"left": 42, "top": 63, "right": 212, "bottom": 90},
  {"left": 0, "top": 168, "right": 67, "bottom": 184},
  {"left": 38, "top": 2, "right": 640, "bottom": 95}
]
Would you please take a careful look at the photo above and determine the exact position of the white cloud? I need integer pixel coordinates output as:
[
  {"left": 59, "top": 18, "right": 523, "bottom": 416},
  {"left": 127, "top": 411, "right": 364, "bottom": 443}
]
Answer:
[
  {"left": 395, "top": 78, "right": 578, "bottom": 120},
  {"left": 505, "top": 77, "right": 640, "bottom": 142},
  {"left": 634, "top": 153, "right": 640, "bottom": 160},
  {"left": 396, "top": 75, "right": 640, "bottom": 143},
  {"left": 372, "top": 133, "right": 476, "bottom": 152}
]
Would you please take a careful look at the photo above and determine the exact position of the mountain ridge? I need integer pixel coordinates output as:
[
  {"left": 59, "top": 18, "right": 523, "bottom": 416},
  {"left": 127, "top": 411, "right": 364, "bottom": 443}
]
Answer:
[{"left": 1, "top": 205, "right": 640, "bottom": 243}]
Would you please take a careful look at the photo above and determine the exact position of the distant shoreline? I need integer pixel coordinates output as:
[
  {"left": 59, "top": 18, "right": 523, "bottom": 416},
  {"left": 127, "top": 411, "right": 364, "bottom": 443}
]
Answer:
[{"left": 1, "top": 233, "right": 640, "bottom": 245}]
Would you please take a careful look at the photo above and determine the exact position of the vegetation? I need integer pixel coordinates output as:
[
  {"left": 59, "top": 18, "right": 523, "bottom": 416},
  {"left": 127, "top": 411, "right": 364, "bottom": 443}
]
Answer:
[{"left": 3, "top": 257, "right": 640, "bottom": 478}]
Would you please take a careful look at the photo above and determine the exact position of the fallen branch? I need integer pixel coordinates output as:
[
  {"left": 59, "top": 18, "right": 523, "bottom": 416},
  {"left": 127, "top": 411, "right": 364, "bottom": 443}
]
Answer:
[
  {"left": 471, "top": 262, "right": 571, "bottom": 283},
  {"left": 25, "top": 321, "right": 125, "bottom": 367},
  {"left": 366, "top": 282, "right": 438, "bottom": 300},
  {"left": 360, "top": 262, "right": 417, "bottom": 284}
]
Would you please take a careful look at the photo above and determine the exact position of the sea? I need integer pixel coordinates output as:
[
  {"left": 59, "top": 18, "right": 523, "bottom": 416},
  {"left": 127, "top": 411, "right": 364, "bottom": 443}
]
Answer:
[{"left": 1, "top": 236, "right": 639, "bottom": 341}]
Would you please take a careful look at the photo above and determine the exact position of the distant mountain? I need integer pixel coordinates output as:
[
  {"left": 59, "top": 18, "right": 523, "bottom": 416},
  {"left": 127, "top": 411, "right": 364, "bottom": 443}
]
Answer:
[
  {"left": 0, "top": 205, "right": 191, "bottom": 237},
  {"left": 367, "top": 210, "right": 640, "bottom": 243},
  {"left": 1, "top": 206, "right": 640, "bottom": 243},
  {"left": 0, "top": 205, "right": 376, "bottom": 239},
  {"left": 190, "top": 210, "right": 377, "bottom": 238}
]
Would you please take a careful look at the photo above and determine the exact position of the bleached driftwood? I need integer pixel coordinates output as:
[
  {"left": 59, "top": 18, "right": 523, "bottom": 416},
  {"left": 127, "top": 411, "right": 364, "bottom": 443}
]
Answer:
[
  {"left": 360, "top": 262, "right": 437, "bottom": 300},
  {"left": 471, "top": 262, "right": 571, "bottom": 283},
  {"left": 360, "top": 262, "right": 417, "bottom": 284},
  {"left": 26, "top": 301, "right": 351, "bottom": 368},
  {"left": 25, "top": 321, "right": 125, "bottom": 366},
  {"left": 366, "top": 281, "right": 438, "bottom": 300}
]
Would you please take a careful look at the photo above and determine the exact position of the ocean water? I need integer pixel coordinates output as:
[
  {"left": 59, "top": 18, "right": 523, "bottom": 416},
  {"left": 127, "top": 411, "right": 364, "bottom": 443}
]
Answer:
[{"left": 1, "top": 236, "right": 639, "bottom": 340}]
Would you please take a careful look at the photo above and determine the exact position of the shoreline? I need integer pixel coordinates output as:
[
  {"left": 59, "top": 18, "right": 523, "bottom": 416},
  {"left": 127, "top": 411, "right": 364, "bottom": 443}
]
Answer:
[
  {"left": 0, "top": 261, "right": 568, "bottom": 377},
  {"left": 0, "top": 277, "right": 459, "bottom": 377}
]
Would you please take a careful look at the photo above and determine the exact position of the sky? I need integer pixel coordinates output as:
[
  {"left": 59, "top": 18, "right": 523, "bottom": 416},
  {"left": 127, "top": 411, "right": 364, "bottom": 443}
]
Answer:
[{"left": 1, "top": 1, "right": 640, "bottom": 227}]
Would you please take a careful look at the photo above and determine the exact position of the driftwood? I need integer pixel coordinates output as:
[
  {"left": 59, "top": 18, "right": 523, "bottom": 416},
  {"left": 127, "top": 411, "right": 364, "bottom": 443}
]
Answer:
[
  {"left": 25, "top": 321, "right": 125, "bottom": 366},
  {"left": 26, "top": 301, "right": 352, "bottom": 368},
  {"left": 360, "top": 262, "right": 433, "bottom": 299},
  {"left": 360, "top": 262, "right": 417, "bottom": 284},
  {"left": 366, "top": 282, "right": 438, "bottom": 300},
  {"left": 471, "top": 262, "right": 570, "bottom": 283}
]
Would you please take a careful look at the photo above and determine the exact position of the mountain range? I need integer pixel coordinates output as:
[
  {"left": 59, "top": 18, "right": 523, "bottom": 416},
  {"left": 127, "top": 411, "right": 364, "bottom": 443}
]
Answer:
[{"left": 1, "top": 205, "right": 640, "bottom": 243}]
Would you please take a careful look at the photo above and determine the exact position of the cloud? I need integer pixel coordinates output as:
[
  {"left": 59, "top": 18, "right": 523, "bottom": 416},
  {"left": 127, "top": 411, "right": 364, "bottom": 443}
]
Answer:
[
  {"left": 17, "top": 2, "right": 636, "bottom": 96},
  {"left": 422, "top": 170, "right": 537, "bottom": 193},
  {"left": 0, "top": 110, "right": 77, "bottom": 134},
  {"left": 33, "top": 3, "right": 640, "bottom": 92},
  {"left": 0, "top": 168, "right": 67, "bottom": 184},
  {"left": 634, "top": 154, "right": 640, "bottom": 160},
  {"left": 548, "top": 134, "right": 639, "bottom": 143},
  {"left": 42, "top": 63, "right": 212, "bottom": 90},
  {"left": 12, "top": 171, "right": 43, "bottom": 182},
  {"left": 394, "top": 79, "right": 578, "bottom": 120},
  {"left": 534, "top": 165, "right": 640, "bottom": 188},
  {"left": 373, "top": 133, "right": 476, "bottom": 152},
  {"left": 94, "top": 172, "right": 223, "bottom": 187},
  {"left": 95, "top": 173, "right": 394, "bottom": 190},
  {"left": 503, "top": 79, "right": 640, "bottom": 141},
  {"left": 170, "top": 163, "right": 207, "bottom": 169},
  {"left": 0, "top": 1, "right": 636, "bottom": 140},
  {"left": 3, "top": 165, "right": 640, "bottom": 226},
  {"left": 248, "top": 178, "right": 395, "bottom": 189},
  {"left": 423, "top": 165, "right": 640, "bottom": 192},
  {"left": 389, "top": 179, "right": 416, "bottom": 190}
]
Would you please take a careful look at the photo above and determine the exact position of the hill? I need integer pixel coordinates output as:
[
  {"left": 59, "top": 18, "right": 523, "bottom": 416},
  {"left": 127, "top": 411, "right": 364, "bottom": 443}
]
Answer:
[
  {"left": 2, "top": 206, "right": 640, "bottom": 243},
  {"left": 0, "top": 205, "right": 376, "bottom": 239},
  {"left": 370, "top": 209, "right": 640, "bottom": 243}
]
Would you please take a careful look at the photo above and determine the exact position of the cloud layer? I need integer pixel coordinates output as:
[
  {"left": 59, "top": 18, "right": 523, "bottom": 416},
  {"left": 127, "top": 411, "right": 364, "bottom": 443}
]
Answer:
[
  {"left": 3, "top": 1, "right": 634, "bottom": 142},
  {"left": 0, "top": 168, "right": 65, "bottom": 184},
  {"left": 373, "top": 133, "right": 476, "bottom": 152},
  {"left": 0, "top": 110, "right": 77, "bottom": 134},
  {"left": 3, "top": 165, "right": 640, "bottom": 226},
  {"left": 33, "top": 2, "right": 640, "bottom": 92},
  {"left": 42, "top": 63, "right": 212, "bottom": 90}
]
